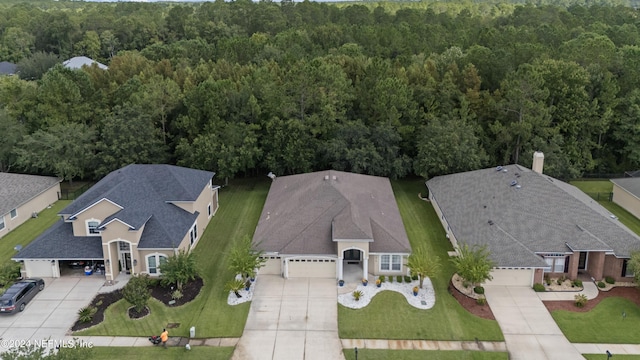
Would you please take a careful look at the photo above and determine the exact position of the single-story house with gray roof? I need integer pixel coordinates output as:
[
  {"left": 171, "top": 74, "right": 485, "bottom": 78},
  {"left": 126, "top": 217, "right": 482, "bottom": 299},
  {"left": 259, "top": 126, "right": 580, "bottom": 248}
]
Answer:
[
  {"left": 0, "top": 173, "right": 61, "bottom": 240},
  {"left": 611, "top": 178, "right": 640, "bottom": 222},
  {"left": 427, "top": 152, "right": 640, "bottom": 286},
  {"left": 253, "top": 170, "right": 411, "bottom": 281},
  {"left": 13, "top": 164, "right": 219, "bottom": 280}
]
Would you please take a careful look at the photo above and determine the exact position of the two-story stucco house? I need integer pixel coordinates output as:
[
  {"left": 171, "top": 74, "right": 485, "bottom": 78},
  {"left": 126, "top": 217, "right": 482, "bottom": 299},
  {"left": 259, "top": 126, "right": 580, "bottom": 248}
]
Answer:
[{"left": 13, "top": 165, "right": 219, "bottom": 281}]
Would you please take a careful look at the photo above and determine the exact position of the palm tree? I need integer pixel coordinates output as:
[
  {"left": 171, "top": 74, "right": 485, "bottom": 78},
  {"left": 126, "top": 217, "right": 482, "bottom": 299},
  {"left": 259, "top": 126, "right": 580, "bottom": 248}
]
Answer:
[{"left": 407, "top": 246, "right": 441, "bottom": 288}]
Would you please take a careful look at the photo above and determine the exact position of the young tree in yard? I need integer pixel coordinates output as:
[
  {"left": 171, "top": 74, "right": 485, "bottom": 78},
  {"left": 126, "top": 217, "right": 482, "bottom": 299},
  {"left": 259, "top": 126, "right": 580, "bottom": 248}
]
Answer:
[
  {"left": 450, "top": 244, "right": 495, "bottom": 289},
  {"left": 159, "top": 249, "right": 198, "bottom": 291},
  {"left": 122, "top": 275, "right": 151, "bottom": 313},
  {"left": 407, "top": 246, "right": 441, "bottom": 289},
  {"left": 628, "top": 251, "right": 640, "bottom": 285},
  {"left": 228, "top": 235, "right": 266, "bottom": 282}
]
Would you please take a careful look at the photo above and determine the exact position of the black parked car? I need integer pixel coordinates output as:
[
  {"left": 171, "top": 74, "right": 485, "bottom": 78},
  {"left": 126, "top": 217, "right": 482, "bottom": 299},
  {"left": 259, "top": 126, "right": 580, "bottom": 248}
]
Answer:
[{"left": 0, "top": 278, "right": 45, "bottom": 314}]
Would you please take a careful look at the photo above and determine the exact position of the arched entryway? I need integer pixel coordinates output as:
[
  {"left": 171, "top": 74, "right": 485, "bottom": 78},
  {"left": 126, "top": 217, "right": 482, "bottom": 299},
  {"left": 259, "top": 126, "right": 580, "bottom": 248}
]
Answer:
[{"left": 339, "top": 247, "right": 367, "bottom": 282}]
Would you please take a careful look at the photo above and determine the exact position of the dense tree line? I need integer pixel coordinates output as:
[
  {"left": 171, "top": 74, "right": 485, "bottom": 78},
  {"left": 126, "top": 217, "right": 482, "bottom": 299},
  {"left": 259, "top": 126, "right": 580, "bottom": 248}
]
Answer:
[{"left": 0, "top": 0, "right": 639, "bottom": 181}]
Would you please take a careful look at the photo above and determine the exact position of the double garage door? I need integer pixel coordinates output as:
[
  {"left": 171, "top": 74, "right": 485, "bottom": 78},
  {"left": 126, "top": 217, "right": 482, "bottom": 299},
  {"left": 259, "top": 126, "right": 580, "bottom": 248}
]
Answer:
[
  {"left": 485, "top": 268, "right": 534, "bottom": 286},
  {"left": 259, "top": 256, "right": 337, "bottom": 278}
]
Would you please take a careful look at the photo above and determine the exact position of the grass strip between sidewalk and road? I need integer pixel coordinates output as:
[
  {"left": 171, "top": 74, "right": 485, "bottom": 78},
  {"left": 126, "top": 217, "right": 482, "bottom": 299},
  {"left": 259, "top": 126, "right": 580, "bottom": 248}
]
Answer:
[
  {"left": 338, "top": 179, "right": 504, "bottom": 341},
  {"left": 89, "top": 346, "right": 234, "bottom": 359},
  {"left": 75, "top": 179, "right": 269, "bottom": 338},
  {"left": 342, "top": 349, "right": 508, "bottom": 360}
]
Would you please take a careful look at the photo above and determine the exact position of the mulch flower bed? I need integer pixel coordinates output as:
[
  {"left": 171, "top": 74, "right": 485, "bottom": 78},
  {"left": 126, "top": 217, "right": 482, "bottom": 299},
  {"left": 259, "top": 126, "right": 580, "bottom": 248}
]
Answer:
[
  {"left": 448, "top": 281, "right": 496, "bottom": 320},
  {"left": 71, "top": 277, "right": 204, "bottom": 331},
  {"left": 543, "top": 286, "right": 640, "bottom": 313},
  {"left": 128, "top": 306, "right": 150, "bottom": 319}
]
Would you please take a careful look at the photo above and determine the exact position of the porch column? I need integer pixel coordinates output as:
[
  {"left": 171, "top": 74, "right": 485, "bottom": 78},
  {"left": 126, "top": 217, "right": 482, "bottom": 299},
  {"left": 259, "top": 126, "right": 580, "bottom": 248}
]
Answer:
[
  {"left": 337, "top": 253, "right": 343, "bottom": 280},
  {"left": 362, "top": 256, "right": 368, "bottom": 280}
]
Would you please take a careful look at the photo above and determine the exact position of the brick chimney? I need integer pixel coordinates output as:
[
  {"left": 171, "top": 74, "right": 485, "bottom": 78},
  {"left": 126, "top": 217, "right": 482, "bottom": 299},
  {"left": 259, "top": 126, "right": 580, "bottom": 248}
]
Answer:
[{"left": 532, "top": 151, "right": 544, "bottom": 174}]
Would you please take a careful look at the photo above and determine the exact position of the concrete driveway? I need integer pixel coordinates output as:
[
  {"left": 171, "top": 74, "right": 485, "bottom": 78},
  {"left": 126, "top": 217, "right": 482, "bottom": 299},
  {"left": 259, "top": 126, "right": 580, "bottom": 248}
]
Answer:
[
  {"left": 232, "top": 275, "right": 345, "bottom": 360},
  {"left": 0, "top": 276, "right": 105, "bottom": 351},
  {"left": 484, "top": 286, "right": 585, "bottom": 360}
]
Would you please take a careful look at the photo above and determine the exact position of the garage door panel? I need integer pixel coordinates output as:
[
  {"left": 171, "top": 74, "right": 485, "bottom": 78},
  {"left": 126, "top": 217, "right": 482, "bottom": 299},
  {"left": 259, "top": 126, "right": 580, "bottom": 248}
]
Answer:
[
  {"left": 288, "top": 259, "right": 336, "bottom": 278},
  {"left": 259, "top": 258, "right": 281, "bottom": 275},
  {"left": 486, "top": 269, "right": 533, "bottom": 286},
  {"left": 25, "top": 260, "right": 54, "bottom": 278}
]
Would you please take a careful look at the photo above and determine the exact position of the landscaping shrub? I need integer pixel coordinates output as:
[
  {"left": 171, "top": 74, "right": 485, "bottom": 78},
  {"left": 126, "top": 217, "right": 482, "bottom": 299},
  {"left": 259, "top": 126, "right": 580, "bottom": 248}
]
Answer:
[
  {"left": 404, "top": 276, "right": 412, "bottom": 283},
  {"left": 0, "top": 262, "right": 21, "bottom": 287},
  {"left": 123, "top": 275, "right": 151, "bottom": 313},
  {"left": 598, "top": 281, "right": 606, "bottom": 288},
  {"left": 476, "top": 297, "right": 487, "bottom": 306},
  {"left": 411, "top": 274, "right": 418, "bottom": 281},
  {"left": 572, "top": 279, "right": 583, "bottom": 287},
  {"left": 386, "top": 276, "right": 392, "bottom": 283},
  {"left": 352, "top": 290, "right": 363, "bottom": 301},
  {"left": 171, "top": 290, "right": 183, "bottom": 300},
  {"left": 473, "top": 286, "right": 485, "bottom": 294},
  {"left": 544, "top": 275, "right": 550, "bottom": 286},
  {"left": 605, "top": 276, "right": 615, "bottom": 284},
  {"left": 533, "top": 283, "right": 546, "bottom": 292},
  {"left": 574, "top": 294, "right": 587, "bottom": 308},
  {"left": 77, "top": 306, "right": 97, "bottom": 323},
  {"left": 556, "top": 276, "right": 565, "bottom": 285},
  {"left": 396, "top": 276, "right": 403, "bottom": 283},
  {"left": 378, "top": 275, "right": 385, "bottom": 283}
]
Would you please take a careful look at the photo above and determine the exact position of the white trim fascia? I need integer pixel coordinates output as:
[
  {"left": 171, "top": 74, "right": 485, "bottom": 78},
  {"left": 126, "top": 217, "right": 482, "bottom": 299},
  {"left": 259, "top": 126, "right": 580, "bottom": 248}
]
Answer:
[
  {"left": 332, "top": 238, "right": 373, "bottom": 242},
  {"left": 100, "top": 217, "right": 136, "bottom": 230},
  {"left": 281, "top": 254, "right": 339, "bottom": 259},
  {"left": 68, "top": 198, "right": 123, "bottom": 220},
  {"left": 14, "top": 257, "right": 104, "bottom": 261},
  {"left": 369, "top": 252, "right": 410, "bottom": 256}
]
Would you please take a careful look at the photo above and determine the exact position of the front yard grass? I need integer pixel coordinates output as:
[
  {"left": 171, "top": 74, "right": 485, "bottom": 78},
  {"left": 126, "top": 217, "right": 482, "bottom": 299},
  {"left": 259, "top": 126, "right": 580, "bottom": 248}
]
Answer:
[
  {"left": 343, "top": 349, "right": 508, "bottom": 360},
  {"left": 75, "top": 179, "right": 269, "bottom": 338},
  {"left": 0, "top": 200, "right": 71, "bottom": 264},
  {"left": 584, "top": 355, "right": 640, "bottom": 360},
  {"left": 551, "top": 297, "right": 640, "bottom": 343},
  {"left": 338, "top": 179, "right": 503, "bottom": 341},
  {"left": 89, "top": 346, "right": 234, "bottom": 359}
]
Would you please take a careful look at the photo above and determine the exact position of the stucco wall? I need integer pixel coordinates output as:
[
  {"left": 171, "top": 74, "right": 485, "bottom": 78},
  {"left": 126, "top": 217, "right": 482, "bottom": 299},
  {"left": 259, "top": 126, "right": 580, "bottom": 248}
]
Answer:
[
  {"left": 428, "top": 192, "right": 459, "bottom": 250},
  {"left": 0, "top": 183, "right": 60, "bottom": 239},
  {"left": 71, "top": 199, "right": 121, "bottom": 236},
  {"left": 612, "top": 183, "right": 640, "bottom": 220}
]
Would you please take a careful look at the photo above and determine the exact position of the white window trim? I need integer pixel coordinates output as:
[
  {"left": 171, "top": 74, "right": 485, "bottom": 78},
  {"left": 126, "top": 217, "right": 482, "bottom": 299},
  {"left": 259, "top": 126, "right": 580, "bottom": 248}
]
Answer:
[
  {"left": 85, "top": 218, "right": 101, "bottom": 236},
  {"left": 146, "top": 253, "right": 168, "bottom": 276},
  {"left": 0, "top": 217, "right": 5, "bottom": 231},
  {"left": 207, "top": 203, "right": 212, "bottom": 218},
  {"left": 379, "top": 254, "right": 402, "bottom": 272},
  {"left": 189, "top": 222, "right": 198, "bottom": 246},
  {"left": 10, "top": 209, "right": 17, "bottom": 219}
]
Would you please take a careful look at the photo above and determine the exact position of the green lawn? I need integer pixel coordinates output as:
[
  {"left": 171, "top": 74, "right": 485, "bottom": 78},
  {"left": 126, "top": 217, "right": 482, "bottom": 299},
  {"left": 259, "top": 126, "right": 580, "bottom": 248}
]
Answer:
[
  {"left": 0, "top": 200, "right": 71, "bottom": 264},
  {"left": 584, "top": 355, "right": 640, "bottom": 360},
  {"left": 343, "top": 349, "right": 508, "bottom": 360},
  {"left": 338, "top": 179, "right": 504, "bottom": 341},
  {"left": 89, "top": 346, "right": 234, "bottom": 360},
  {"left": 552, "top": 297, "right": 640, "bottom": 343},
  {"left": 75, "top": 179, "right": 270, "bottom": 338},
  {"left": 570, "top": 180, "right": 640, "bottom": 236}
]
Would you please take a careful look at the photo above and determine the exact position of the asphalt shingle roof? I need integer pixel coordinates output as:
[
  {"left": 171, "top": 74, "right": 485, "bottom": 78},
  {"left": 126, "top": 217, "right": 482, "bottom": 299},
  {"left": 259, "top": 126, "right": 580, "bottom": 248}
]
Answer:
[
  {"left": 611, "top": 178, "right": 640, "bottom": 199},
  {"left": 13, "top": 220, "right": 103, "bottom": 259},
  {"left": 62, "top": 56, "right": 108, "bottom": 70},
  {"left": 427, "top": 165, "right": 640, "bottom": 268},
  {"left": 0, "top": 173, "right": 60, "bottom": 216},
  {"left": 0, "top": 61, "right": 17, "bottom": 75},
  {"left": 253, "top": 170, "right": 411, "bottom": 255},
  {"left": 15, "top": 165, "right": 213, "bottom": 259}
]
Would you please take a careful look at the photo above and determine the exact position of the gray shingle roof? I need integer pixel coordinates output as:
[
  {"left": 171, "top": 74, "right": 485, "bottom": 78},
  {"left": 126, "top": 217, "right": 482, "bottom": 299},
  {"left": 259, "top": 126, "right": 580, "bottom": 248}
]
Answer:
[
  {"left": 253, "top": 170, "right": 411, "bottom": 255},
  {"left": 13, "top": 220, "right": 103, "bottom": 259},
  {"left": 0, "top": 61, "right": 17, "bottom": 75},
  {"left": 427, "top": 165, "right": 640, "bottom": 268},
  {"left": 611, "top": 178, "right": 640, "bottom": 199},
  {"left": 0, "top": 173, "right": 60, "bottom": 216},
  {"left": 62, "top": 56, "right": 108, "bottom": 70}
]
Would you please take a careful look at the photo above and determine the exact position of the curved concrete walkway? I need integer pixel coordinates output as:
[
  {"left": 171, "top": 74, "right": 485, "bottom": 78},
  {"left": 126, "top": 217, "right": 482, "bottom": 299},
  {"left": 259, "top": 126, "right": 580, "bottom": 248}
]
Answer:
[{"left": 484, "top": 285, "right": 586, "bottom": 360}]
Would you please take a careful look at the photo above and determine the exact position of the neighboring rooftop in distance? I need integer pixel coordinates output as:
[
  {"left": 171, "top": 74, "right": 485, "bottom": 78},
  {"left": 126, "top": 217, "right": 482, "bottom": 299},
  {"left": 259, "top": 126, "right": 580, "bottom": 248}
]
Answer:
[
  {"left": 62, "top": 56, "right": 108, "bottom": 70},
  {"left": 0, "top": 61, "right": 17, "bottom": 75},
  {"left": 0, "top": 173, "right": 61, "bottom": 216},
  {"left": 611, "top": 178, "right": 640, "bottom": 199}
]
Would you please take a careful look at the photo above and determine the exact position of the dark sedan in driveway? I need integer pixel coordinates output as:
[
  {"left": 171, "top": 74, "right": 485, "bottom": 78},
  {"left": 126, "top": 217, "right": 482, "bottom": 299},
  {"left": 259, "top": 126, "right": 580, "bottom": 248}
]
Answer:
[{"left": 0, "top": 278, "right": 45, "bottom": 314}]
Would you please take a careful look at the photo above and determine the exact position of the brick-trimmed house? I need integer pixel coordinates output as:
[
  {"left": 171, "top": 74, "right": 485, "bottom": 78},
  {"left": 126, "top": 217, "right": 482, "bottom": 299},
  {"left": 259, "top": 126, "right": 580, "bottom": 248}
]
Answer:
[
  {"left": 0, "top": 173, "right": 61, "bottom": 240},
  {"left": 253, "top": 170, "right": 411, "bottom": 281},
  {"left": 13, "top": 165, "right": 219, "bottom": 280},
  {"left": 426, "top": 152, "right": 640, "bottom": 286}
]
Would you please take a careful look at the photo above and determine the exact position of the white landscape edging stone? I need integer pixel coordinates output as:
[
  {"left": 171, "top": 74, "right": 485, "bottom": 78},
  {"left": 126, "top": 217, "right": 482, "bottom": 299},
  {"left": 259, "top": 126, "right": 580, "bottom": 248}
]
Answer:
[{"left": 338, "top": 279, "right": 436, "bottom": 310}]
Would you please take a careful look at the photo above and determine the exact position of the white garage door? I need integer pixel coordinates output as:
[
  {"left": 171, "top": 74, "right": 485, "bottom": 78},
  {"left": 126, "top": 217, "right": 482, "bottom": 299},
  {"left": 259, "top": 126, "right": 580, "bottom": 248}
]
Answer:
[
  {"left": 259, "top": 257, "right": 282, "bottom": 275},
  {"left": 287, "top": 258, "right": 336, "bottom": 278},
  {"left": 485, "top": 268, "right": 534, "bottom": 286},
  {"left": 25, "top": 260, "right": 55, "bottom": 278}
]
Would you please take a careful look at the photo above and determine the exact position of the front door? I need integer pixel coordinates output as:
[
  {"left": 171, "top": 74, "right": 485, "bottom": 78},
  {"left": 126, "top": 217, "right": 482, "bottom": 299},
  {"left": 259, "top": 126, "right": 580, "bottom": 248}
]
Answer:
[
  {"left": 578, "top": 252, "right": 588, "bottom": 271},
  {"left": 344, "top": 249, "right": 360, "bottom": 263}
]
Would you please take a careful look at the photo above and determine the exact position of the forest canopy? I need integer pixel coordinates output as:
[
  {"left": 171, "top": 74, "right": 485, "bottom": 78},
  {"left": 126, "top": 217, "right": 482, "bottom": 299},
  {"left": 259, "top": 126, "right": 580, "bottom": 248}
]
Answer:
[{"left": 1, "top": 0, "right": 639, "bottom": 181}]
